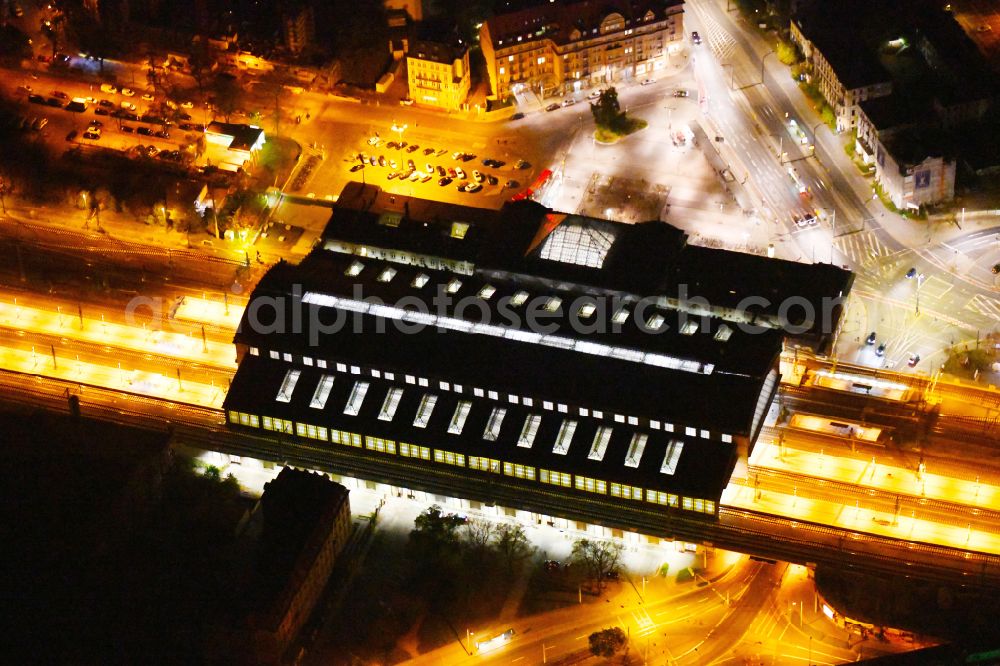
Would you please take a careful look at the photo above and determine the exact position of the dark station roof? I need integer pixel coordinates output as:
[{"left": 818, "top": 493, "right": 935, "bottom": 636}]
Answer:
[{"left": 225, "top": 354, "right": 738, "bottom": 500}]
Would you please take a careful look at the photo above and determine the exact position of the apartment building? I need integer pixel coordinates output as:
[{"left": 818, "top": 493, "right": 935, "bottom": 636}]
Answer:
[
  {"left": 406, "top": 39, "right": 471, "bottom": 110},
  {"left": 480, "top": 0, "right": 684, "bottom": 101},
  {"left": 790, "top": 12, "right": 892, "bottom": 132}
]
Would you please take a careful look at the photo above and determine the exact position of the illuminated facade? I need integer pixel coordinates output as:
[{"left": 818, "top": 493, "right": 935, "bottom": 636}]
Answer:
[
  {"left": 406, "top": 40, "right": 471, "bottom": 111},
  {"left": 480, "top": 0, "right": 684, "bottom": 100},
  {"left": 223, "top": 184, "right": 853, "bottom": 531}
]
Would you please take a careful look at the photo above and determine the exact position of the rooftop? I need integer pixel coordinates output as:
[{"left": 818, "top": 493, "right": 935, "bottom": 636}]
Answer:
[
  {"left": 206, "top": 121, "right": 266, "bottom": 152},
  {"left": 484, "top": 0, "right": 683, "bottom": 48},
  {"left": 233, "top": 250, "right": 782, "bottom": 436},
  {"left": 225, "top": 354, "right": 739, "bottom": 500},
  {"left": 795, "top": 0, "right": 893, "bottom": 90},
  {"left": 882, "top": 125, "right": 954, "bottom": 169},
  {"left": 322, "top": 183, "right": 853, "bottom": 343},
  {"left": 247, "top": 468, "right": 349, "bottom": 627}
]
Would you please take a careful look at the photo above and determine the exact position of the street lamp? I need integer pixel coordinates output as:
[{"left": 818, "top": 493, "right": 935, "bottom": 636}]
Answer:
[
  {"left": 391, "top": 121, "right": 407, "bottom": 144},
  {"left": 760, "top": 50, "right": 775, "bottom": 85}
]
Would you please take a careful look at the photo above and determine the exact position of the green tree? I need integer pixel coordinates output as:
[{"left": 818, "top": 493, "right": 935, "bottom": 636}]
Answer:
[
  {"left": 776, "top": 38, "right": 799, "bottom": 66},
  {"left": 410, "top": 505, "right": 466, "bottom": 559},
  {"left": 571, "top": 539, "right": 623, "bottom": 588},
  {"left": 494, "top": 524, "right": 532, "bottom": 573},
  {"left": 590, "top": 87, "right": 622, "bottom": 130},
  {"left": 209, "top": 73, "right": 244, "bottom": 122},
  {"left": 588, "top": 627, "right": 627, "bottom": 658}
]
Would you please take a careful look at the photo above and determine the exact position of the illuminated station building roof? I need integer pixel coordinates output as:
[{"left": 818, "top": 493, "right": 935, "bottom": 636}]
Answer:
[{"left": 224, "top": 183, "right": 852, "bottom": 514}]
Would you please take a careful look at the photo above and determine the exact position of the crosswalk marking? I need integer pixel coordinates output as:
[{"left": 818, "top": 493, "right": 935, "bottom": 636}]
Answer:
[
  {"left": 688, "top": 0, "right": 737, "bottom": 62},
  {"left": 834, "top": 230, "right": 890, "bottom": 268},
  {"left": 966, "top": 293, "right": 1000, "bottom": 320}
]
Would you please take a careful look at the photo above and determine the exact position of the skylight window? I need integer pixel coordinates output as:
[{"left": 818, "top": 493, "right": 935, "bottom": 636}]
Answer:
[
  {"left": 446, "top": 279, "right": 462, "bottom": 294},
  {"left": 511, "top": 291, "right": 529, "bottom": 306},
  {"left": 414, "top": 394, "right": 438, "bottom": 428},
  {"left": 479, "top": 285, "right": 496, "bottom": 299},
  {"left": 588, "top": 426, "right": 612, "bottom": 460},
  {"left": 553, "top": 419, "right": 578, "bottom": 455},
  {"left": 276, "top": 369, "right": 301, "bottom": 403},
  {"left": 578, "top": 302, "right": 596, "bottom": 318},
  {"left": 539, "top": 221, "right": 617, "bottom": 269},
  {"left": 544, "top": 297, "right": 561, "bottom": 312},
  {"left": 612, "top": 308, "right": 629, "bottom": 324},
  {"left": 624, "top": 434, "right": 648, "bottom": 467},
  {"left": 646, "top": 313, "right": 665, "bottom": 330},
  {"left": 448, "top": 401, "right": 473, "bottom": 434},
  {"left": 517, "top": 414, "right": 542, "bottom": 448},
  {"left": 661, "top": 439, "right": 684, "bottom": 475},
  {"left": 343, "top": 381, "right": 370, "bottom": 415},
  {"left": 714, "top": 324, "right": 733, "bottom": 342},
  {"left": 309, "top": 374, "right": 335, "bottom": 409},
  {"left": 451, "top": 222, "right": 470, "bottom": 239},
  {"left": 345, "top": 261, "right": 364, "bottom": 276},
  {"left": 378, "top": 387, "right": 404, "bottom": 421},
  {"left": 681, "top": 320, "right": 699, "bottom": 335},
  {"left": 377, "top": 267, "right": 397, "bottom": 282},
  {"left": 483, "top": 407, "right": 507, "bottom": 441},
  {"left": 412, "top": 273, "right": 430, "bottom": 288}
]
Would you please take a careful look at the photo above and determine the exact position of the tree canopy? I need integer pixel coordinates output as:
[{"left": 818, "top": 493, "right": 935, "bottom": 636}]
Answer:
[
  {"left": 571, "top": 538, "right": 623, "bottom": 587},
  {"left": 588, "top": 627, "right": 627, "bottom": 657}
]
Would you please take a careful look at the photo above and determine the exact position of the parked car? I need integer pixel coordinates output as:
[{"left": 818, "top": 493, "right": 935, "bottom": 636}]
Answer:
[
  {"left": 155, "top": 129, "right": 170, "bottom": 139},
  {"left": 640, "top": 78, "right": 655, "bottom": 86},
  {"left": 423, "top": 147, "right": 435, "bottom": 155},
  {"left": 100, "top": 83, "right": 118, "bottom": 94},
  {"left": 349, "top": 164, "right": 364, "bottom": 172},
  {"left": 82, "top": 130, "right": 100, "bottom": 140},
  {"left": 378, "top": 155, "right": 387, "bottom": 167},
  {"left": 673, "top": 89, "right": 690, "bottom": 98},
  {"left": 141, "top": 93, "right": 155, "bottom": 102},
  {"left": 99, "top": 99, "right": 115, "bottom": 108},
  {"left": 486, "top": 174, "right": 498, "bottom": 186},
  {"left": 516, "top": 159, "right": 531, "bottom": 169},
  {"left": 455, "top": 167, "right": 466, "bottom": 180},
  {"left": 121, "top": 126, "right": 134, "bottom": 133},
  {"left": 905, "top": 267, "right": 918, "bottom": 279},
  {"left": 561, "top": 97, "right": 576, "bottom": 107},
  {"left": 866, "top": 332, "right": 877, "bottom": 346},
  {"left": 51, "top": 91, "right": 68, "bottom": 100},
  {"left": 436, "top": 165, "right": 446, "bottom": 177},
  {"left": 420, "top": 173, "right": 432, "bottom": 183},
  {"left": 121, "top": 88, "right": 136, "bottom": 97},
  {"left": 400, "top": 98, "right": 414, "bottom": 106},
  {"left": 472, "top": 170, "right": 484, "bottom": 183},
  {"left": 438, "top": 176, "right": 452, "bottom": 186},
  {"left": 908, "top": 353, "right": 921, "bottom": 367},
  {"left": 447, "top": 167, "right": 457, "bottom": 178},
  {"left": 406, "top": 144, "right": 420, "bottom": 153},
  {"left": 505, "top": 179, "right": 520, "bottom": 189},
  {"left": 65, "top": 129, "right": 77, "bottom": 141},
  {"left": 94, "top": 108, "right": 109, "bottom": 116},
  {"left": 992, "top": 263, "right": 1000, "bottom": 275},
  {"left": 545, "top": 102, "right": 561, "bottom": 112},
  {"left": 180, "top": 101, "right": 194, "bottom": 109},
  {"left": 876, "top": 343, "right": 886, "bottom": 357},
  {"left": 691, "top": 30, "right": 702, "bottom": 44},
  {"left": 511, "top": 112, "right": 525, "bottom": 120},
  {"left": 463, "top": 182, "right": 483, "bottom": 193},
  {"left": 137, "top": 126, "right": 153, "bottom": 136},
  {"left": 28, "top": 94, "right": 46, "bottom": 105},
  {"left": 120, "top": 101, "right": 137, "bottom": 112}
]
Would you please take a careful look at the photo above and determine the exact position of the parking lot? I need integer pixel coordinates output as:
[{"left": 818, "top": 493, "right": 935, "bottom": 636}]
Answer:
[
  {"left": 12, "top": 77, "right": 206, "bottom": 167},
  {"left": 339, "top": 134, "right": 533, "bottom": 201}
]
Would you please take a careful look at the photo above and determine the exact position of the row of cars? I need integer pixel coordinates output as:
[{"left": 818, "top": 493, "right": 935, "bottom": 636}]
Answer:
[{"left": 351, "top": 156, "right": 522, "bottom": 194}]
